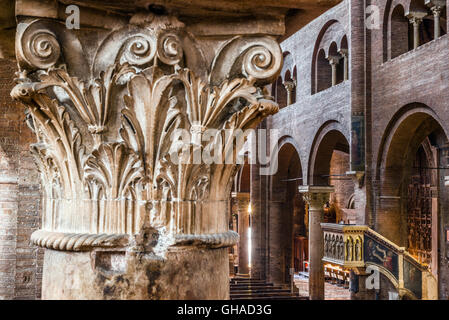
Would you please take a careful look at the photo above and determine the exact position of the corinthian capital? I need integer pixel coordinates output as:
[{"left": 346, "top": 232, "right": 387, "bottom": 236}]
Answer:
[
  {"left": 12, "top": 11, "right": 282, "bottom": 252},
  {"left": 298, "top": 186, "right": 335, "bottom": 209}
]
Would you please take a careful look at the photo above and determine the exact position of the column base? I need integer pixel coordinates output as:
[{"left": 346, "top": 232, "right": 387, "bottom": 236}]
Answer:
[{"left": 42, "top": 247, "right": 229, "bottom": 300}]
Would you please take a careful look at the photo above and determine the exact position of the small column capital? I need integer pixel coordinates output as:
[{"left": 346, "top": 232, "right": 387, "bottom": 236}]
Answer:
[
  {"left": 283, "top": 80, "right": 296, "bottom": 92},
  {"left": 298, "top": 185, "right": 334, "bottom": 208},
  {"left": 338, "top": 48, "right": 348, "bottom": 57},
  {"left": 431, "top": 5, "right": 443, "bottom": 16},
  {"left": 407, "top": 12, "right": 427, "bottom": 25},
  {"left": 327, "top": 55, "right": 340, "bottom": 66}
]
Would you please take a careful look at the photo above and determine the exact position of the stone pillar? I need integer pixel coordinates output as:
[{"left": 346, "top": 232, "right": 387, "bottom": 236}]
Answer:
[
  {"left": 407, "top": 13, "right": 426, "bottom": 49},
  {"left": 298, "top": 186, "right": 334, "bottom": 300},
  {"left": 338, "top": 49, "right": 348, "bottom": 81},
  {"left": 250, "top": 154, "right": 268, "bottom": 280},
  {"left": 431, "top": 6, "right": 442, "bottom": 38},
  {"left": 283, "top": 80, "right": 296, "bottom": 105},
  {"left": 328, "top": 56, "right": 340, "bottom": 86},
  {"left": 350, "top": 269, "right": 376, "bottom": 300},
  {"left": 11, "top": 3, "right": 285, "bottom": 299},
  {"left": 232, "top": 192, "right": 251, "bottom": 275}
]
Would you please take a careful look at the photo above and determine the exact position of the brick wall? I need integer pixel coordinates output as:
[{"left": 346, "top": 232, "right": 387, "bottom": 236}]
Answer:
[
  {"left": 251, "top": 0, "right": 449, "bottom": 299},
  {"left": 330, "top": 149, "right": 353, "bottom": 222},
  {"left": 0, "top": 59, "right": 42, "bottom": 300},
  {"left": 250, "top": 1, "right": 353, "bottom": 282}
]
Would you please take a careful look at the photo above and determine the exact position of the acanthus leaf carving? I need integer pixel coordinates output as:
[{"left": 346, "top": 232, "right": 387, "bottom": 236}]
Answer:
[
  {"left": 38, "top": 63, "right": 136, "bottom": 138},
  {"left": 12, "top": 14, "right": 282, "bottom": 249}
]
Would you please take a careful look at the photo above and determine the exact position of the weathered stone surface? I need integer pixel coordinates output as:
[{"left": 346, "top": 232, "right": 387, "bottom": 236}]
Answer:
[
  {"left": 43, "top": 247, "right": 229, "bottom": 299},
  {"left": 10, "top": 0, "right": 286, "bottom": 299}
]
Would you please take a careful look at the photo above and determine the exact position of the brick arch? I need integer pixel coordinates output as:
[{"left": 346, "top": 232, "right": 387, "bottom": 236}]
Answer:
[
  {"left": 328, "top": 41, "right": 339, "bottom": 57},
  {"left": 308, "top": 121, "right": 350, "bottom": 186},
  {"left": 268, "top": 139, "right": 304, "bottom": 284},
  {"left": 269, "top": 135, "right": 304, "bottom": 180},
  {"left": 384, "top": 0, "right": 444, "bottom": 61},
  {"left": 272, "top": 76, "right": 287, "bottom": 109},
  {"left": 376, "top": 104, "right": 449, "bottom": 186},
  {"left": 387, "top": 3, "right": 410, "bottom": 60},
  {"left": 340, "top": 34, "right": 348, "bottom": 51},
  {"left": 281, "top": 51, "right": 295, "bottom": 81},
  {"left": 408, "top": 0, "right": 428, "bottom": 13},
  {"left": 376, "top": 104, "right": 449, "bottom": 247},
  {"left": 311, "top": 19, "right": 347, "bottom": 94},
  {"left": 270, "top": 140, "right": 303, "bottom": 195},
  {"left": 234, "top": 162, "right": 250, "bottom": 193},
  {"left": 315, "top": 48, "right": 331, "bottom": 93}
]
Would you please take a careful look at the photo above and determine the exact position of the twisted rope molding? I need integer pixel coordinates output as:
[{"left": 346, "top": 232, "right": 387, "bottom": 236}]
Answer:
[
  {"left": 174, "top": 231, "right": 239, "bottom": 248},
  {"left": 30, "top": 230, "right": 130, "bottom": 251},
  {"left": 30, "top": 230, "right": 239, "bottom": 251}
]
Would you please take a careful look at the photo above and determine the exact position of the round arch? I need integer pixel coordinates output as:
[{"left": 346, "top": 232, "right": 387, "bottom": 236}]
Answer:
[
  {"left": 376, "top": 104, "right": 449, "bottom": 287},
  {"left": 268, "top": 139, "right": 306, "bottom": 284},
  {"left": 311, "top": 19, "right": 347, "bottom": 94},
  {"left": 308, "top": 121, "right": 350, "bottom": 186}
]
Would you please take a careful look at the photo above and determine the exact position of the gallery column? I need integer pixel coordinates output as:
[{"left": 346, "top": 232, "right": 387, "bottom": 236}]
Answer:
[
  {"left": 283, "top": 80, "right": 296, "bottom": 106},
  {"left": 328, "top": 56, "right": 340, "bottom": 86},
  {"left": 233, "top": 192, "right": 251, "bottom": 275},
  {"left": 298, "top": 185, "right": 334, "bottom": 300},
  {"left": 407, "top": 12, "right": 427, "bottom": 49}
]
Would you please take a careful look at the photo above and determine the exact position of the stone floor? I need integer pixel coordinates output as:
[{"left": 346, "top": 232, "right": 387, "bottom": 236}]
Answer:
[{"left": 294, "top": 274, "right": 351, "bottom": 300}]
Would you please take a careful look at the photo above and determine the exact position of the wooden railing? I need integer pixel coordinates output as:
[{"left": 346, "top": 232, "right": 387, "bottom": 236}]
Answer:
[{"left": 321, "top": 223, "right": 438, "bottom": 300}]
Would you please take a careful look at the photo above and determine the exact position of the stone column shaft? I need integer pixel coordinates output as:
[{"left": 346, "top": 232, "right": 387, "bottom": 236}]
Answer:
[
  {"left": 431, "top": 6, "right": 442, "bottom": 38},
  {"left": 408, "top": 13, "right": 426, "bottom": 49},
  {"left": 328, "top": 56, "right": 340, "bottom": 86},
  {"left": 233, "top": 192, "right": 251, "bottom": 275},
  {"left": 299, "top": 186, "right": 334, "bottom": 300},
  {"left": 283, "top": 80, "right": 296, "bottom": 105}
]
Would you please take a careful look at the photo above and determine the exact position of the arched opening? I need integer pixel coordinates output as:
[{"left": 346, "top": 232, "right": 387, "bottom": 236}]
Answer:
[
  {"left": 272, "top": 76, "right": 287, "bottom": 109},
  {"left": 340, "top": 35, "right": 349, "bottom": 82},
  {"left": 311, "top": 20, "right": 346, "bottom": 94},
  {"left": 310, "top": 128, "right": 353, "bottom": 224},
  {"left": 316, "top": 49, "right": 332, "bottom": 93},
  {"left": 409, "top": 0, "right": 434, "bottom": 45},
  {"left": 268, "top": 142, "right": 305, "bottom": 285},
  {"left": 390, "top": 5, "right": 410, "bottom": 59},
  {"left": 407, "top": 141, "right": 434, "bottom": 266},
  {"left": 377, "top": 105, "right": 449, "bottom": 295}
]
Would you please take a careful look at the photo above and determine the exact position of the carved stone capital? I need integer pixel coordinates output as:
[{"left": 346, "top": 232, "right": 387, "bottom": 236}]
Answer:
[
  {"left": 12, "top": 12, "right": 282, "bottom": 252},
  {"left": 431, "top": 5, "right": 443, "bottom": 17},
  {"left": 298, "top": 185, "right": 334, "bottom": 210},
  {"left": 283, "top": 80, "right": 296, "bottom": 92},
  {"left": 327, "top": 55, "right": 340, "bottom": 66},
  {"left": 407, "top": 12, "right": 427, "bottom": 25},
  {"left": 338, "top": 49, "right": 348, "bottom": 58}
]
